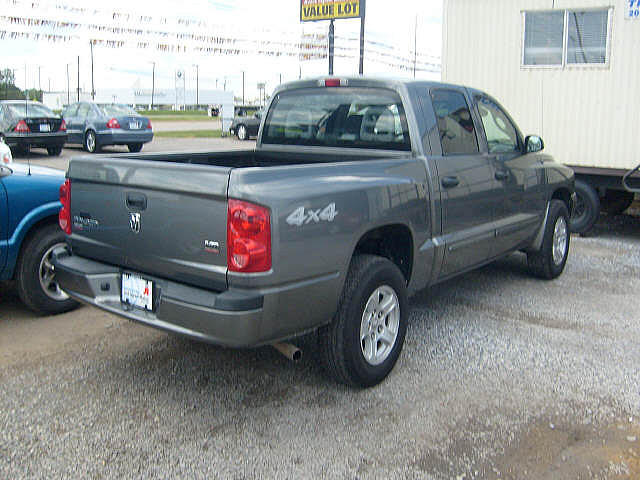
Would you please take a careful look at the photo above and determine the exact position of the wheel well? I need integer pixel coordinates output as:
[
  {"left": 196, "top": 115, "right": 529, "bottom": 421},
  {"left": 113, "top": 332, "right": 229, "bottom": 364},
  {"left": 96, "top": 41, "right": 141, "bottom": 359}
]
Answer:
[
  {"left": 12, "top": 215, "right": 59, "bottom": 280},
  {"left": 353, "top": 224, "right": 413, "bottom": 283},
  {"left": 552, "top": 188, "right": 572, "bottom": 213}
]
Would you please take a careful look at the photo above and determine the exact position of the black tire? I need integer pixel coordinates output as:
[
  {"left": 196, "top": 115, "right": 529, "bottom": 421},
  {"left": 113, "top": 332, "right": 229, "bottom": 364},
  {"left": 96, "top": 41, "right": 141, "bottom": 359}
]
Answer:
[
  {"left": 318, "top": 255, "right": 408, "bottom": 388},
  {"left": 601, "top": 189, "right": 635, "bottom": 216},
  {"left": 46, "top": 146, "right": 63, "bottom": 156},
  {"left": 127, "top": 143, "right": 143, "bottom": 153},
  {"left": 84, "top": 130, "right": 98, "bottom": 153},
  {"left": 236, "top": 124, "right": 248, "bottom": 141},
  {"left": 527, "top": 200, "right": 570, "bottom": 280},
  {"left": 13, "top": 144, "right": 30, "bottom": 156},
  {"left": 15, "top": 223, "right": 79, "bottom": 315},
  {"left": 570, "top": 180, "right": 600, "bottom": 234}
]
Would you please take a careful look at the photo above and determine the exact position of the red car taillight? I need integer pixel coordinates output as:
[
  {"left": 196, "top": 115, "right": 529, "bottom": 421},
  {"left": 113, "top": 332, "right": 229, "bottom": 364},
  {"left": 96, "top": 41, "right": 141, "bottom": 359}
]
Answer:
[
  {"left": 60, "top": 119, "right": 67, "bottom": 132},
  {"left": 227, "top": 199, "right": 271, "bottom": 273},
  {"left": 106, "top": 118, "right": 121, "bottom": 129},
  {"left": 14, "top": 120, "right": 30, "bottom": 133},
  {"left": 146, "top": 119, "right": 152, "bottom": 130},
  {"left": 59, "top": 179, "right": 71, "bottom": 234}
]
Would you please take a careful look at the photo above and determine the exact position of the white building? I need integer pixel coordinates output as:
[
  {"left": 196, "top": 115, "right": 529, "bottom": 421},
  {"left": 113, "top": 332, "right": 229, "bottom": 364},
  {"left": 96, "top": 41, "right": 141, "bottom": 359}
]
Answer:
[{"left": 442, "top": 0, "right": 640, "bottom": 232}]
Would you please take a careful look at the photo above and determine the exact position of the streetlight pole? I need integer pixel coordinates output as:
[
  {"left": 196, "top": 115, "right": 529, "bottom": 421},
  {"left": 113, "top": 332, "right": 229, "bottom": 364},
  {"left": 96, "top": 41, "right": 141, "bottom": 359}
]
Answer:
[
  {"left": 77, "top": 55, "right": 80, "bottom": 101},
  {"left": 151, "top": 62, "right": 155, "bottom": 110},
  {"left": 242, "top": 71, "right": 245, "bottom": 105},
  {"left": 90, "top": 40, "right": 95, "bottom": 99},
  {"left": 66, "top": 64, "right": 70, "bottom": 104}
]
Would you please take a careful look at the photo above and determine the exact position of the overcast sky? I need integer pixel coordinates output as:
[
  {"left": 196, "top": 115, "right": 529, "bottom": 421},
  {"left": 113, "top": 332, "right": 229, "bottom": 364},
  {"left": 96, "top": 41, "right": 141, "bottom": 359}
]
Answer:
[{"left": 0, "top": 0, "right": 442, "bottom": 101}]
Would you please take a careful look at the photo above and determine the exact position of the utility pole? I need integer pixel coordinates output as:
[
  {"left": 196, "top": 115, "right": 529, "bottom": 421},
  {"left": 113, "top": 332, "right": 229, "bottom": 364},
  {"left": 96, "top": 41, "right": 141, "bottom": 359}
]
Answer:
[
  {"left": 90, "top": 40, "right": 95, "bottom": 99},
  {"left": 193, "top": 64, "right": 199, "bottom": 106},
  {"left": 66, "top": 64, "right": 70, "bottom": 104},
  {"left": 359, "top": 0, "right": 366, "bottom": 75},
  {"left": 38, "top": 66, "right": 41, "bottom": 92},
  {"left": 77, "top": 55, "right": 80, "bottom": 101},
  {"left": 328, "top": 19, "right": 334, "bottom": 75},
  {"left": 242, "top": 71, "right": 245, "bottom": 105},
  {"left": 279, "top": 73, "right": 282, "bottom": 85},
  {"left": 151, "top": 62, "right": 155, "bottom": 110},
  {"left": 223, "top": 77, "right": 226, "bottom": 91}
]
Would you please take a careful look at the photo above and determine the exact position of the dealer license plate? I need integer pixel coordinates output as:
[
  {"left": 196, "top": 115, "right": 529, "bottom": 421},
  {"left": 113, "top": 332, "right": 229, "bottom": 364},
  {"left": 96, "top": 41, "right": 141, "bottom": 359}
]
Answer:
[
  {"left": 129, "top": 122, "right": 140, "bottom": 129},
  {"left": 39, "top": 123, "right": 50, "bottom": 132},
  {"left": 121, "top": 272, "right": 153, "bottom": 311}
]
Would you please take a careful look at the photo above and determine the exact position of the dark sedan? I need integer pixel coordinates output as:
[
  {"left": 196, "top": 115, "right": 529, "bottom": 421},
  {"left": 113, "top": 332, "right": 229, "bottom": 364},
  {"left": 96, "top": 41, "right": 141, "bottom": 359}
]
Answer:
[
  {"left": 0, "top": 101, "right": 67, "bottom": 156},
  {"left": 62, "top": 102, "right": 153, "bottom": 153},
  {"left": 229, "top": 109, "right": 262, "bottom": 140}
]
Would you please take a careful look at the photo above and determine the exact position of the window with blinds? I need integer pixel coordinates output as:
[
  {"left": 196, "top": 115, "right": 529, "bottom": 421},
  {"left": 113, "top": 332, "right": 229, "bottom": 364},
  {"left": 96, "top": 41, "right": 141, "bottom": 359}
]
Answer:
[{"left": 523, "top": 9, "right": 610, "bottom": 67}]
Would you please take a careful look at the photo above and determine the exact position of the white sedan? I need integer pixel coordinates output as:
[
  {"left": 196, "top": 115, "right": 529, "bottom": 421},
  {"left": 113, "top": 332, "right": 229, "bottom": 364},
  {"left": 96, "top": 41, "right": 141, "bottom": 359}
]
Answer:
[{"left": 1, "top": 138, "right": 12, "bottom": 165}]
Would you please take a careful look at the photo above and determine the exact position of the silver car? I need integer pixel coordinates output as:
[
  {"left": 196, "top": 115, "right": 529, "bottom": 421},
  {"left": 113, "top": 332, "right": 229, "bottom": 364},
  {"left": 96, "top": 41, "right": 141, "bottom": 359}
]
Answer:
[{"left": 62, "top": 102, "right": 153, "bottom": 153}]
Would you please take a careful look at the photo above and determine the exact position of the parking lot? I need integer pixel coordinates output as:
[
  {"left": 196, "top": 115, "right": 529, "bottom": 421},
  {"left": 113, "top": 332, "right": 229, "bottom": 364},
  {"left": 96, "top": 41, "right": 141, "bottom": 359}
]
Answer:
[{"left": 1, "top": 139, "right": 639, "bottom": 479}]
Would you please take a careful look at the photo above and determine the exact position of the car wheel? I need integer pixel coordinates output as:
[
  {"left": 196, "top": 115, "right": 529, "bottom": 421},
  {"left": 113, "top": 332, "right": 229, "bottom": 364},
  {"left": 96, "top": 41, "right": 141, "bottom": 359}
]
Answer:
[
  {"left": 15, "top": 223, "right": 79, "bottom": 315},
  {"left": 601, "top": 189, "right": 635, "bottom": 216},
  {"left": 570, "top": 180, "right": 599, "bottom": 234},
  {"left": 318, "top": 255, "right": 408, "bottom": 387},
  {"left": 84, "top": 130, "right": 98, "bottom": 153},
  {"left": 527, "top": 200, "right": 570, "bottom": 280},
  {"left": 127, "top": 143, "right": 143, "bottom": 153},
  {"left": 237, "top": 124, "right": 248, "bottom": 141},
  {"left": 46, "top": 146, "right": 63, "bottom": 156}
]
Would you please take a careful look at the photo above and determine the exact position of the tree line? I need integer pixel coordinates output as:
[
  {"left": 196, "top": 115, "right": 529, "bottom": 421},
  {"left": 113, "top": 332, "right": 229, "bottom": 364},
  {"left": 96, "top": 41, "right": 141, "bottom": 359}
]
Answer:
[{"left": 1, "top": 68, "right": 43, "bottom": 101}]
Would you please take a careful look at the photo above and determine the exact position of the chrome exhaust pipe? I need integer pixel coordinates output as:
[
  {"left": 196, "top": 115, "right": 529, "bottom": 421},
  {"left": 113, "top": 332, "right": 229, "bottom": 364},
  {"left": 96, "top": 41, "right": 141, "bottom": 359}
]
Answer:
[{"left": 272, "top": 342, "right": 302, "bottom": 362}]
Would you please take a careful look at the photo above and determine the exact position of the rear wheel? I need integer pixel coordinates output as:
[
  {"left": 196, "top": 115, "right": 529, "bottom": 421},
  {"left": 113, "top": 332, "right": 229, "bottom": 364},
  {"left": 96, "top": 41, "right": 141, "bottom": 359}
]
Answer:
[
  {"left": 570, "top": 180, "right": 600, "bottom": 234},
  {"left": 236, "top": 124, "right": 248, "bottom": 141},
  {"left": 84, "top": 130, "right": 98, "bottom": 153},
  {"left": 127, "top": 143, "right": 143, "bottom": 153},
  {"left": 46, "top": 146, "right": 63, "bottom": 156},
  {"left": 528, "top": 200, "right": 570, "bottom": 280},
  {"left": 15, "top": 223, "right": 78, "bottom": 315},
  {"left": 318, "top": 255, "right": 408, "bottom": 387}
]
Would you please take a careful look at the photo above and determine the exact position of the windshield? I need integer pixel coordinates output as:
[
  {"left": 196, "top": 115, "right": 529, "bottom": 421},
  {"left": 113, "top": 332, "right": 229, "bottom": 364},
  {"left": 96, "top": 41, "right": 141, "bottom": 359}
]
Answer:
[
  {"left": 98, "top": 104, "right": 138, "bottom": 116},
  {"left": 6, "top": 103, "right": 56, "bottom": 118},
  {"left": 262, "top": 87, "right": 411, "bottom": 151}
]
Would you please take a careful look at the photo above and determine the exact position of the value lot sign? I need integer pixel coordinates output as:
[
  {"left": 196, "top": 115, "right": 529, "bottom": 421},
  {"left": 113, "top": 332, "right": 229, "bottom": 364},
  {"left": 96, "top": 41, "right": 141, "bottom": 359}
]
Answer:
[{"left": 300, "top": 0, "right": 362, "bottom": 22}]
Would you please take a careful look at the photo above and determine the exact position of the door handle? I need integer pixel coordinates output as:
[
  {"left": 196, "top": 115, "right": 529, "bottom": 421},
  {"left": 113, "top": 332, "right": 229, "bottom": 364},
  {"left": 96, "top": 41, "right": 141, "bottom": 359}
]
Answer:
[
  {"left": 495, "top": 170, "right": 509, "bottom": 181},
  {"left": 126, "top": 192, "right": 147, "bottom": 210},
  {"left": 441, "top": 176, "right": 460, "bottom": 189}
]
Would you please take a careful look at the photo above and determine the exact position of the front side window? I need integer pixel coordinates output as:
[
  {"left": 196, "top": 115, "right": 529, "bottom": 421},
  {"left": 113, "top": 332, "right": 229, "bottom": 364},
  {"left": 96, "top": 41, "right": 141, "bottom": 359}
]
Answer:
[
  {"left": 475, "top": 96, "right": 519, "bottom": 153},
  {"left": 262, "top": 87, "right": 410, "bottom": 151},
  {"left": 523, "top": 9, "right": 610, "bottom": 67},
  {"left": 430, "top": 89, "right": 479, "bottom": 155}
]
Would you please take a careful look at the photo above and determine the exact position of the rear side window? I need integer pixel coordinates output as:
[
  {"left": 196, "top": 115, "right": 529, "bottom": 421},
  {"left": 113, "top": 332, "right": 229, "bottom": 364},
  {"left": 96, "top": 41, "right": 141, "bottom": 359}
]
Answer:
[
  {"left": 430, "top": 89, "right": 479, "bottom": 155},
  {"left": 62, "top": 104, "right": 78, "bottom": 117},
  {"left": 6, "top": 103, "right": 56, "bottom": 118},
  {"left": 262, "top": 87, "right": 410, "bottom": 151}
]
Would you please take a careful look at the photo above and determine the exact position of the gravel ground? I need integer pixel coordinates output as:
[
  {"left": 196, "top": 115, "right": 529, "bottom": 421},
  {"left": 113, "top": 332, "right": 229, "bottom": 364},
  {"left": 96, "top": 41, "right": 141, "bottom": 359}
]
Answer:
[{"left": 1, "top": 196, "right": 638, "bottom": 477}]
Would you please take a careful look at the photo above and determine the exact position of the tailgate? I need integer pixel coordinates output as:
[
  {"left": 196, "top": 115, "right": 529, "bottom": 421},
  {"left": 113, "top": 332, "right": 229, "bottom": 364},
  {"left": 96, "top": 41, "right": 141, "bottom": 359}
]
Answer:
[{"left": 67, "top": 158, "right": 230, "bottom": 291}]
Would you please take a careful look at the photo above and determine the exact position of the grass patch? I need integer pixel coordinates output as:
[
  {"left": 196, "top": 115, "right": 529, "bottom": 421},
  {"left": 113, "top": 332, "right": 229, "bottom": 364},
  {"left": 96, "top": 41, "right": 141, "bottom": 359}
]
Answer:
[
  {"left": 140, "top": 109, "right": 208, "bottom": 116},
  {"left": 147, "top": 115, "right": 219, "bottom": 122},
  {"left": 154, "top": 130, "right": 223, "bottom": 138}
]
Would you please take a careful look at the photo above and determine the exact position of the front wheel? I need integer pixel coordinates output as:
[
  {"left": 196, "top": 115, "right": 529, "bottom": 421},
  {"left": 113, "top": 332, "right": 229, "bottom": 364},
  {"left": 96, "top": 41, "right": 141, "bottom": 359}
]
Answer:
[
  {"left": 318, "top": 255, "right": 408, "bottom": 387},
  {"left": 46, "top": 146, "right": 63, "bottom": 156},
  {"left": 527, "top": 200, "right": 570, "bottom": 280},
  {"left": 236, "top": 124, "right": 248, "bottom": 141},
  {"left": 127, "top": 143, "right": 143, "bottom": 153},
  {"left": 15, "top": 224, "right": 79, "bottom": 315}
]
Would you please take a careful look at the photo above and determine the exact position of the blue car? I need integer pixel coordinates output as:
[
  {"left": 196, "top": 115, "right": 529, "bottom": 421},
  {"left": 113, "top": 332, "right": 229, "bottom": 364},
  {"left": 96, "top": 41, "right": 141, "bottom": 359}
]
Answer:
[
  {"left": 0, "top": 158, "right": 78, "bottom": 314},
  {"left": 62, "top": 102, "right": 153, "bottom": 153}
]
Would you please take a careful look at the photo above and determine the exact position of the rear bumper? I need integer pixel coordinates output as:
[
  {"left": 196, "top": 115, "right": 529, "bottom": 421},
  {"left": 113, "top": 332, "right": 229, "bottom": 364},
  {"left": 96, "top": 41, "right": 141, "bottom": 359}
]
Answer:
[
  {"left": 96, "top": 130, "right": 153, "bottom": 146},
  {"left": 5, "top": 132, "right": 67, "bottom": 148},
  {"left": 53, "top": 250, "right": 340, "bottom": 347}
]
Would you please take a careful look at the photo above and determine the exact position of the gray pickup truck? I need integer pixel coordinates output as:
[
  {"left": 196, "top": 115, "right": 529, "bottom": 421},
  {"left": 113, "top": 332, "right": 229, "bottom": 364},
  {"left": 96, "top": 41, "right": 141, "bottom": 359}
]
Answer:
[{"left": 54, "top": 78, "right": 575, "bottom": 387}]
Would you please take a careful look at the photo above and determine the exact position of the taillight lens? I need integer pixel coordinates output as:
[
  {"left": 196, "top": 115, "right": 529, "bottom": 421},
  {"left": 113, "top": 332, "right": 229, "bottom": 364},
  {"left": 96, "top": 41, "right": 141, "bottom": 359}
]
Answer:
[
  {"left": 59, "top": 179, "right": 71, "bottom": 234},
  {"left": 106, "top": 118, "right": 121, "bottom": 129},
  {"left": 146, "top": 119, "right": 152, "bottom": 130},
  {"left": 14, "top": 120, "right": 30, "bottom": 133},
  {"left": 60, "top": 119, "right": 67, "bottom": 132},
  {"left": 227, "top": 199, "right": 271, "bottom": 273}
]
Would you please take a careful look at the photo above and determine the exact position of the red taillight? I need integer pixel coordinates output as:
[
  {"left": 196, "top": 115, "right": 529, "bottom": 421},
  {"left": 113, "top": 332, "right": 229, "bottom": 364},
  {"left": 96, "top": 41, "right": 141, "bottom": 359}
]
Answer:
[
  {"left": 59, "top": 179, "right": 71, "bottom": 234},
  {"left": 106, "top": 118, "right": 121, "bottom": 129},
  {"left": 14, "top": 120, "right": 30, "bottom": 133},
  {"left": 322, "top": 78, "right": 347, "bottom": 87},
  {"left": 60, "top": 119, "right": 67, "bottom": 132},
  {"left": 146, "top": 119, "right": 152, "bottom": 130},
  {"left": 227, "top": 199, "right": 271, "bottom": 273}
]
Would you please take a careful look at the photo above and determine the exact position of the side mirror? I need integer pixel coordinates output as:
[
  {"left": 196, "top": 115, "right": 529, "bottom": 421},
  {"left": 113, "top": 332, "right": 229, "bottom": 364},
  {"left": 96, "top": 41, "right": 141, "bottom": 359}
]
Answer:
[{"left": 525, "top": 135, "right": 544, "bottom": 153}]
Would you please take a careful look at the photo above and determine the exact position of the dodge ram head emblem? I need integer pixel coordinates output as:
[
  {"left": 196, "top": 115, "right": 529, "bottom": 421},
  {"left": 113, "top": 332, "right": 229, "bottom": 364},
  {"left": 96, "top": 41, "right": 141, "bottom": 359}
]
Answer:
[{"left": 129, "top": 212, "right": 141, "bottom": 233}]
